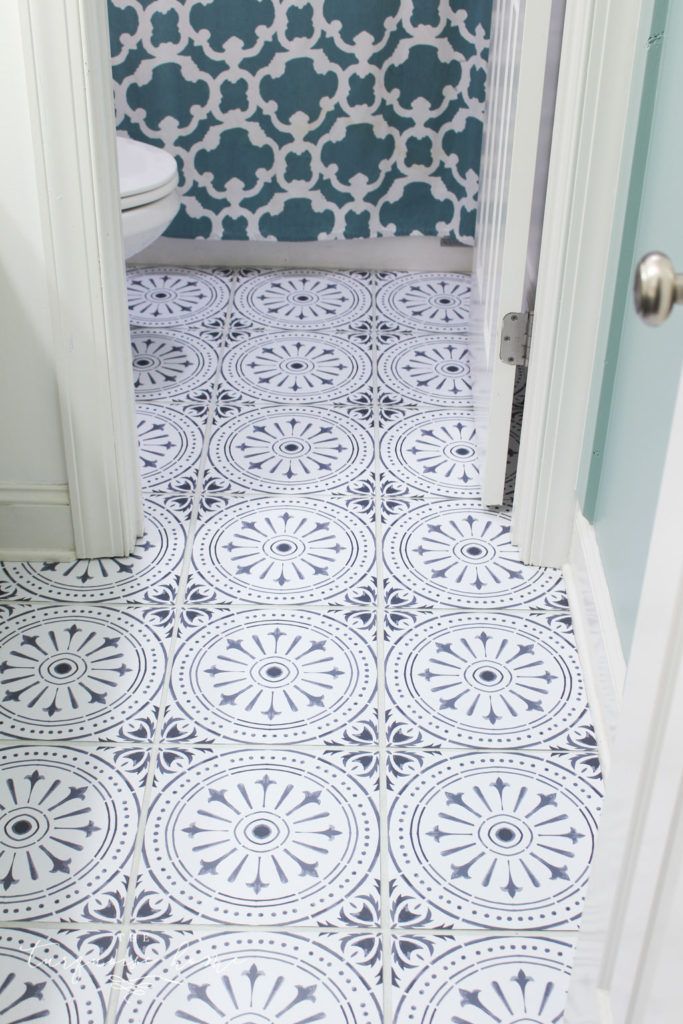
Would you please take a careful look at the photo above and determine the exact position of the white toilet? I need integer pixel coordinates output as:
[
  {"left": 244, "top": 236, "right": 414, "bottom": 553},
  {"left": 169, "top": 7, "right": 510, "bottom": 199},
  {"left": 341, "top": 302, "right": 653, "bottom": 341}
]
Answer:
[{"left": 116, "top": 135, "right": 180, "bottom": 259}]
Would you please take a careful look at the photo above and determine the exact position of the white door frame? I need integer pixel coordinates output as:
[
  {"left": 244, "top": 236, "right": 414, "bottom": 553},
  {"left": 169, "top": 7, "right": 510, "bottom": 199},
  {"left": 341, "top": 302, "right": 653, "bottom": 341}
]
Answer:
[
  {"left": 512, "top": 0, "right": 655, "bottom": 568},
  {"left": 20, "top": 0, "right": 141, "bottom": 557},
  {"left": 565, "top": 341, "right": 683, "bottom": 1024}
]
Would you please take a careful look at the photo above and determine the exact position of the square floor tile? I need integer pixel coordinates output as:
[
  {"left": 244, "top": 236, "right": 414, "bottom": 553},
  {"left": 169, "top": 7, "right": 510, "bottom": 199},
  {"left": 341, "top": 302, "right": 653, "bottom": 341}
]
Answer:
[
  {"left": 230, "top": 268, "right": 374, "bottom": 334},
  {"left": 379, "top": 406, "right": 480, "bottom": 499},
  {"left": 117, "top": 930, "right": 383, "bottom": 1023},
  {"left": 0, "top": 745, "right": 147, "bottom": 922},
  {"left": 162, "top": 606, "right": 378, "bottom": 745},
  {"left": 203, "top": 403, "right": 375, "bottom": 496},
  {"left": 0, "top": 494, "right": 191, "bottom": 605},
  {"left": 218, "top": 326, "right": 375, "bottom": 406},
  {"left": 132, "top": 746, "right": 380, "bottom": 927},
  {"left": 136, "top": 401, "right": 207, "bottom": 493},
  {"left": 376, "top": 271, "right": 471, "bottom": 333},
  {"left": 392, "top": 932, "right": 574, "bottom": 1023},
  {"left": 187, "top": 494, "right": 377, "bottom": 607},
  {"left": 0, "top": 928, "right": 120, "bottom": 1022},
  {"left": 0, "top": 603, "right": 169, "bottom": 742},
  {"left": 383, "top": 608, "right": 591, "bottom": 749},
  {"left": 126, "top": 266, "right": 231, "bottom": 334},
  {"left": 377, "top": 332, "right": 473, "bottom": 406},
  {"left": 131, "top": 325, "right": 220, "bottom": 403},
  {"left": 382, "top": 498, "right": 565, "bottom": 610},
  {"left": 387, "top": 749, "right": 602, "bottom": 930}
]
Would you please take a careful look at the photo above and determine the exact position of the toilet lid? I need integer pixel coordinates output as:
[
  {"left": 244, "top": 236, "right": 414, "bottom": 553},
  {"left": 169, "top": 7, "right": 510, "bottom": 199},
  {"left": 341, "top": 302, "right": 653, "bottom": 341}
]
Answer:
[{"left": 117, "top": 135, "right": 178, "bottom": 210}]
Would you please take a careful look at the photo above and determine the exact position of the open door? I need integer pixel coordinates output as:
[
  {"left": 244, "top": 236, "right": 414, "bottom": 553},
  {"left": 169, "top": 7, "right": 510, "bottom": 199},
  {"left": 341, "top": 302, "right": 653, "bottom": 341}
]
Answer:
[
  {"left": 471, "top": 0, "right": 561, "bottom": 505},
  {"left": 566, "top": 1, "right": 683, "bottom": 1018}
]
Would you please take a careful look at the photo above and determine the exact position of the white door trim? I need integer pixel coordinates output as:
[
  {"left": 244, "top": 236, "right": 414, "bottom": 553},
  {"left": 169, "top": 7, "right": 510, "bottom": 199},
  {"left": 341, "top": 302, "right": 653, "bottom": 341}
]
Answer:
[
  {"left": 563, "top": 503, "right": 626, "bottom": 771},
  {"left": 513, "top": 0, "right": 654, "bottom": 567},
  {"left": 565, "top": 348, "right": 683, "bottom": 1024},
  {"left": 20, "top": 0, "right": 141, "bottom": 558}
]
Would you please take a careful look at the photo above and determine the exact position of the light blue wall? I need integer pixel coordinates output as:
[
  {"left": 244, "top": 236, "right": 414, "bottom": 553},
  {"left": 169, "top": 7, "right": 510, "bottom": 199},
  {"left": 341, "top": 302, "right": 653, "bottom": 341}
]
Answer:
[
  {"left": 107, "top": 0, "right": 492, "bottom": 243},
  {"left": 579, "top": 0, "right": 683, "bottom": 657}
]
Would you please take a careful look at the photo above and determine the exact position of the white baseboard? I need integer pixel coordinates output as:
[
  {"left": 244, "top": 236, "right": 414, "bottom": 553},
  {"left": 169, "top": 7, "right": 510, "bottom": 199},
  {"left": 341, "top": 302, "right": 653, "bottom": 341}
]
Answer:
[
  {"left": 131, "top": 236, "right": 474, "bottom": 273},
  {"left": 564, "top": 504, "right": 625, "bottom": 772},
  {"left": 0, "top": 484, "right": 75, "bottom": 561}
]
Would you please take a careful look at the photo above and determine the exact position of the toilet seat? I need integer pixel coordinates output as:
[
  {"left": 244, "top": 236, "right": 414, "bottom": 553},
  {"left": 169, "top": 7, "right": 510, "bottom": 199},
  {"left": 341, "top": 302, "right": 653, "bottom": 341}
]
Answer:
[{"left": 116, "top": 135, "right": 178, "bottom": 211}]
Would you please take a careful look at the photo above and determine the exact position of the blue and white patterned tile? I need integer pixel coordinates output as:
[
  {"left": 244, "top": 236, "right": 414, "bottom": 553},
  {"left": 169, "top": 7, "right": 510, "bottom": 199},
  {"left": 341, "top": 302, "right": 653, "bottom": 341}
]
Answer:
[
  {"left": 0, "top": 928, "right": 120, "bottom": 1023},
  {"left": 117, "top": 930, "right": 383, "bottom": 1024},
  {"left": 388, "top": 749, "right": 602, "bottom": 930},
  {"left": 377, "top": 333, "right": 473, "bottom": 406},
  {"left": 136, "top": 402, "right": 206, "bottom": 493},
  {"left": 132, "top": 746, "right": 380, "bottom": 927},
  {"left": 0, "top": 495, "right": 191, "bottom": 605},
  {"left": 379, "top": 407, "right": 480, "bottom": 498},
  {"left": 204, "top": 404, "right": 375, "bottom": 496},
  {"left": 219, "top": 328, "right": 374, "bottom": 406},
  {"left": 392, "top": 932, "right": 574, "bottom": 1024},
  {"left": 162, "top": 606, "right": 377, "bottom": 745},
  {"left": 188, "top": 495, "right": 377, "bottom": 607},
  {"left": 376, "top": 272, "right": 471, "bottom": 334},
  {"left": 232, "top": 269, "right": 373, "bottom": 333},
  {"left": 131, "top": 327, "right": 220, "bottom": 403},
  {"left": 382, "top": 498, "right": 565, "bottom": 610},
  {"left": 383, "top": 609, "right": 590, "bottom": 749},
  {"left": 0, "top": 745, "right": 147, "bottom": 922},
  {"left": 126, "top": 267, "right": 231, "bottom": 334},
  {"left": 0, "top": 603, "right": 168, "bottom": 742}
]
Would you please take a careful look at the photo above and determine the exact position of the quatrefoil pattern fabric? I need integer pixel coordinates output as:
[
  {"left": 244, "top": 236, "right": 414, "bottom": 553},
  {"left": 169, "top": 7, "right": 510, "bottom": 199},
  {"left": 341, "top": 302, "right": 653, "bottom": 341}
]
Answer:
[{"left": 107, "top": 0, "right": 491, "bottom": 242}]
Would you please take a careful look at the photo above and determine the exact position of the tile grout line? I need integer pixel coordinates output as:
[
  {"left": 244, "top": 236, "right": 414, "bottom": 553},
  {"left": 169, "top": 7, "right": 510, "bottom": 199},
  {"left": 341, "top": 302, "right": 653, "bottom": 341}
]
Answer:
[{"left": 103, "top": 270, "right": 238, "bottom": 1024}]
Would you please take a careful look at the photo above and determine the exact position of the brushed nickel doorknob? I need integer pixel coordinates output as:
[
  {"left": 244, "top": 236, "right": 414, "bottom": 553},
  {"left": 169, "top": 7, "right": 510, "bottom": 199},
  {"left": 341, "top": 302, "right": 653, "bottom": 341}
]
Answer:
[{"left": 633, "top": 251, "right": 683, "bottom": 325}]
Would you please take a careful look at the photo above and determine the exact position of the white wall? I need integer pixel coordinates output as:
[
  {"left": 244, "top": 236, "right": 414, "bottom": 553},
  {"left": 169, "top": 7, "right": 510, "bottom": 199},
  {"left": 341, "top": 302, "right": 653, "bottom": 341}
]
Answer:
[{"left": 0, "top": 0, "right": 73, "bottom": 556}]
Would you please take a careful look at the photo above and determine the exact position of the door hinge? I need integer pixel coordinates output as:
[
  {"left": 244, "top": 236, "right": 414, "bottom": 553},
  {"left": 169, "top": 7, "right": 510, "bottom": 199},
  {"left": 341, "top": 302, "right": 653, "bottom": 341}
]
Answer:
[{"left": 499, "top": 311, "right": 533, "bottom": 367}]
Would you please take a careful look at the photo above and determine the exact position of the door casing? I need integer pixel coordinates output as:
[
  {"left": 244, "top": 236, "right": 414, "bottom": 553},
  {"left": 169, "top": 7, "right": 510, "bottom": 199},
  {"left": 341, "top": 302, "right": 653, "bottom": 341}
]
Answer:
[{"left": 20, "top": 0, "right": 141, "bottom": 558}]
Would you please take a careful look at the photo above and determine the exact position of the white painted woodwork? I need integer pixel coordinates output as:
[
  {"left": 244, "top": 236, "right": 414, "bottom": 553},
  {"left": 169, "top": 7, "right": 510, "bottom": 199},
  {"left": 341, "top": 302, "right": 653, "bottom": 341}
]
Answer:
[
  {"left": 566, "top": 358, "right": 683, "bottom": 1024},
  {"left": 513, "top": 0, "right": 656, "bottom": 566},
  {"left": 16, "top": 0, "right": 142, "bottom": 558},
  {"left": 564, "top": 505, "right": 626, "bottom": 771},
  {"left": 471, "top": 0, "right": 552, "bottom": 505}
]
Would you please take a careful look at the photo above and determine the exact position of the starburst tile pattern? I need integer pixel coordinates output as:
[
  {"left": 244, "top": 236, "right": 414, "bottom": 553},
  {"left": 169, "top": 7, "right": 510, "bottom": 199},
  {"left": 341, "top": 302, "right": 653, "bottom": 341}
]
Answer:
[
  {"left": 205, "top": 404, "right": 375, "bottom": 495},
  {"left": 378, "top": 333, "right": 473, "bottom": 405},
  {"left": 384, "top": 610, "right": 588, "bottom": 748},
  {"left": 127, "top": 267, "right": 231, "bottom": 328},
  {"left": 188, "top": 495, "right": 376, "bottom": 606},
  {"left": 0, "top": 929, "right": 119, "bottom": 1024},
  {"left": 380, "top": 407, "right": 480, "bottom": 497},
  {"left": 0, "top": 745, "right": 146, "bottom": 922},
  {"left": 136, "top": 402, "right": 206, "bottom": 493},
  {"left": 163, "top": 607, "right": 377, "bottom": 745},
  {"left": 0, "top": 604, "right": 167, "bottom": 741},
  {"left": 376, "top": 272, "right": 470, "bottom": 332},
  {"left": 133, "top": 747, "right": 380, "bottom": 927},
  {"left": 221, "top": 329, "right": 374, "bottom": 406},
  {"left": 388, "top": 749, "right": 602, "bottom": 930},
  {"left": 233, "top": 270, "right": 373, "bottom": 331},
  {"left": 383, "top": 499, "right": 565, "bottom": 610},
  {"left": 0, "top": 267, "right": 599, "bottom": 1021},
  {"left": 118, "top": 930, "right": 383, "bottom": 1024},
  {"left": 131, "top": 327, "right": 220, "bottom": 402},
  {"left": 392, "top": 933, "right": 575, "bottom": 1024}
]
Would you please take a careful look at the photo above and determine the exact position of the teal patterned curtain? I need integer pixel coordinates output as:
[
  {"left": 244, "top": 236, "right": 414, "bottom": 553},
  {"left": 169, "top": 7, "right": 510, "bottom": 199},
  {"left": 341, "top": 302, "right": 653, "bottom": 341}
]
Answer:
[{"left": 108, "top": 1, "right": 491, "bottom": 243}]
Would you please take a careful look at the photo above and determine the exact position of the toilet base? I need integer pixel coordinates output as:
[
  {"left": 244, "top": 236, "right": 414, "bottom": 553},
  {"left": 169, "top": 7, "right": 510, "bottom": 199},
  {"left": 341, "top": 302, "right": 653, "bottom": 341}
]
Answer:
[{"left": 121, "top": 189, "right": 181, "bottom": 259}]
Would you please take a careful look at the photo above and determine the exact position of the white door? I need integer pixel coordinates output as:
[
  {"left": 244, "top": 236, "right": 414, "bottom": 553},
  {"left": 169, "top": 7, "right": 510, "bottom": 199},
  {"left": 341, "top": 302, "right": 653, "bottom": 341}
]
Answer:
[
  {"left": 471, "top": 0, "right": 555, "bottom": 505},
  {"left": 566, "top": 1, "right": 683, "bottom": 1018}
]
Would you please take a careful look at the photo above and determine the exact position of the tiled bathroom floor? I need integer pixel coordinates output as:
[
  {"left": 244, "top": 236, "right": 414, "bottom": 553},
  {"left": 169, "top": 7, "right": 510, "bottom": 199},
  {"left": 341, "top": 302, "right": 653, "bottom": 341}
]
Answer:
[{"left": 0, "top": 268, "right": 601, "bottom": 1022}]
